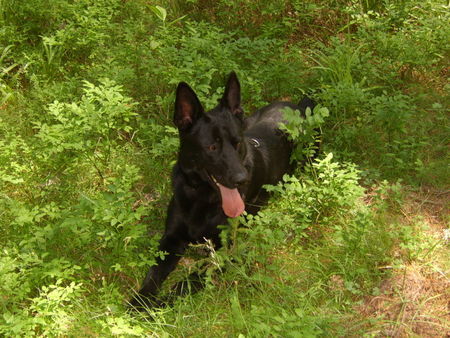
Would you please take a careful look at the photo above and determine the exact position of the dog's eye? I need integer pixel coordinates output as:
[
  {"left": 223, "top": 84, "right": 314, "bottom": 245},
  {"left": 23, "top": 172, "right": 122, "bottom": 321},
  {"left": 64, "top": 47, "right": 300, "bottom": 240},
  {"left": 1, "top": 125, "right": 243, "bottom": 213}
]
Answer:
[{"left": 207, "top": 143, "right": 218, "bottom": 152}]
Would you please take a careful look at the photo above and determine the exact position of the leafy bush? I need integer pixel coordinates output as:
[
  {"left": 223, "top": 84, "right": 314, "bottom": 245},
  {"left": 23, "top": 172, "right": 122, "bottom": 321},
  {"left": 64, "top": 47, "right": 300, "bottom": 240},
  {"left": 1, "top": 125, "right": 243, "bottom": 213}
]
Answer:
[
  {"left": 34, "top": 79, "right": 136, "bottom": 165},
  {"left": 280, "top": 104, "right": 329, "bottom": 162},
  {"left": 0, "top": 0, "right": 447, "bottom": 335}
]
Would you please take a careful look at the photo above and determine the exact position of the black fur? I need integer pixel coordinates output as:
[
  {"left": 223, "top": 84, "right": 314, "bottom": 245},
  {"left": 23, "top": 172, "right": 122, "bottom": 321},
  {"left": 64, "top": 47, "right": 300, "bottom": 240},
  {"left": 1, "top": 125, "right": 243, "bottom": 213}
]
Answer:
[{"left": 130, "top": 72, "right": 315, "bottom": 309}]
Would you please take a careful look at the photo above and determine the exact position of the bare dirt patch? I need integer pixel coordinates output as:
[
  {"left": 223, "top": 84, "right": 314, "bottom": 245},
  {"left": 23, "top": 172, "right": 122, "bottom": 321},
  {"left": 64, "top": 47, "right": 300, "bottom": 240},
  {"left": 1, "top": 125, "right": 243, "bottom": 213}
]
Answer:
[
  {"left": 359, "top": 189, "right": 450, "bottom": 337},
  {"left": 360, "top": 264, "right": 449, "bottom": 337}
]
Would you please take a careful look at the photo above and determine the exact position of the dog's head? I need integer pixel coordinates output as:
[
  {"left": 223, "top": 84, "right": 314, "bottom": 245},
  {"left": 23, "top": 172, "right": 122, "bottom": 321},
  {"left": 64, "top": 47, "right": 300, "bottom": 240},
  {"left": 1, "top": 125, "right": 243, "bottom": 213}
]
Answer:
[{"left": 173, "top": 72, "right": 249, "bottom": 218}]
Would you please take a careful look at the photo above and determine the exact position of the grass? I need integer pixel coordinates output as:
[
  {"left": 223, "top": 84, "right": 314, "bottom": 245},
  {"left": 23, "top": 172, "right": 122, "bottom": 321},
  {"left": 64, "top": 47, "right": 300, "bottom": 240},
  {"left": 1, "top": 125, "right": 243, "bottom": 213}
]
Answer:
[
  {"left": 0, "top": 0, "right": 449, "bottom": 336},
  {"left": 356, "top": 190, "right": 450, "bottom": 336}
]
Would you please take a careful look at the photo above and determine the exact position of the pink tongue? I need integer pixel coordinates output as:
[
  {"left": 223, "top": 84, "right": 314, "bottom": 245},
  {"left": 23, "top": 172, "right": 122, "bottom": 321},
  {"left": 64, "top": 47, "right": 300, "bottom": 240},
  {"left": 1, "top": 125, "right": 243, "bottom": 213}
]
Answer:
[{"left": 217, "top": 183, "right": 245, "bottom": 218}]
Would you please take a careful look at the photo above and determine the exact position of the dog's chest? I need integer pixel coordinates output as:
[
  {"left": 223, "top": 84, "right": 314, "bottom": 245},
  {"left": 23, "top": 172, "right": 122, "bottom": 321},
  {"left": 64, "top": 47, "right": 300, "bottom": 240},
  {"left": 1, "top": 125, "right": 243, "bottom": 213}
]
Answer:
[{"left": 176, "top": 184, "right": 225, "bottom": 241}]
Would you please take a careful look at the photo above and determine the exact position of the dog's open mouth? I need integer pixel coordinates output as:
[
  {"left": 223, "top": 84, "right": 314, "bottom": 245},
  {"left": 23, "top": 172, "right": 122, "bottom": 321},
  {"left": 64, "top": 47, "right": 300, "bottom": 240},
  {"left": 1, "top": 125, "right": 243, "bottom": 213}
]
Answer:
[{"left": 211, "top": 175, "right": 245, "bottom": 218}]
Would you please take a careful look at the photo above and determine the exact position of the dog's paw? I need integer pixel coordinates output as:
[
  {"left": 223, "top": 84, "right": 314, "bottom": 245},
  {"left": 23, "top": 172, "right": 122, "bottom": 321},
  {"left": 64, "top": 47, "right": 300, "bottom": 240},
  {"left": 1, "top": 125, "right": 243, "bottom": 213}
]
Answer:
[{"left": 127, "top": 294, "right": 164, "bottom": 314}]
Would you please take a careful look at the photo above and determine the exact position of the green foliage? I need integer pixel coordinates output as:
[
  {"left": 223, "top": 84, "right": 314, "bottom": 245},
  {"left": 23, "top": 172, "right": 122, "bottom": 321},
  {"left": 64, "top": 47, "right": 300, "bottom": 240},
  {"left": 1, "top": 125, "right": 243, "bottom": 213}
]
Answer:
[
  {"left": 312, "top": 21, "right": 446, "bottom": 182},
  {"left": 179, "top": 0, "right": 295, "bottom": 38},
  {"left": 0, "top": 77, "right": 160, "bottom": 336},
  {"left": 280, "top": 104, "right": 329, "bottom": 162},
  {"left": 0, "top": 45, "right": 20, "bottom": 105},
  {"left": 34, "top": 79, "right": 136, "bottom": 162},
  {"left": 2, "top": 280, "right": 83, "bottom": 336},
  {"left": 0, "top": 0, "right": 448, "bottom": 336},
  {"left": 90, "top": 18, "right": 305, "bottom": 115},
  {"left": 0, "top": 126, "right": 31, "bottom": 187}
]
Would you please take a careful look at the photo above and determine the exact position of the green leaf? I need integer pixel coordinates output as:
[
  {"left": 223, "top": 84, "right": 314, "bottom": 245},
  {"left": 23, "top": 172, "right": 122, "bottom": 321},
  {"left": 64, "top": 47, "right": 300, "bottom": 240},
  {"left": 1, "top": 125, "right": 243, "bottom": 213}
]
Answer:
[{"left": 149, "top": 5, "right": 167, "bottom": 22}]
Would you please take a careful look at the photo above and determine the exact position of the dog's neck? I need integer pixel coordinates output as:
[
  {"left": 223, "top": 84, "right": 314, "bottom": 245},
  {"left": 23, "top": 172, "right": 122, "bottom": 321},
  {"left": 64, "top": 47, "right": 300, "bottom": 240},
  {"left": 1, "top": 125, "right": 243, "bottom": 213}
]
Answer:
[{"left": 174, "top": 163, "right": 212, "bottom": 191}]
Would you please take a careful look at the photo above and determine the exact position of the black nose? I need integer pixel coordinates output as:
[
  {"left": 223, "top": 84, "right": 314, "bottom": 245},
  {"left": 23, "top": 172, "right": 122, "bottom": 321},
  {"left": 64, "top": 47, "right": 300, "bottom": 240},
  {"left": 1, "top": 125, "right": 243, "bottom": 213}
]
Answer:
[{"left": 233, "top": 171, "right": 248, "bottom": 186}]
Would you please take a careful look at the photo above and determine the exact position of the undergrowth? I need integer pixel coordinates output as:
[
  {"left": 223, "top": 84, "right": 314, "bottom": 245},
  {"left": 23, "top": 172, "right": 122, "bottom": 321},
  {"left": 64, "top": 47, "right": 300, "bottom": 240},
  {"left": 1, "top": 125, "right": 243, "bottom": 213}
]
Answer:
[{"left": 0, "top": 0, "right": 448, "bottom": 336}]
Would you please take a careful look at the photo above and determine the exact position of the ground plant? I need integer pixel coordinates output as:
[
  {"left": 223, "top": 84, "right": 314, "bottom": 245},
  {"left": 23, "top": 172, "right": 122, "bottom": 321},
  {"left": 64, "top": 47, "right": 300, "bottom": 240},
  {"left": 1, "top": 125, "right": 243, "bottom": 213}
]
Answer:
[{"left": 0, "top": 0, "right": 448, "bottom": 336}]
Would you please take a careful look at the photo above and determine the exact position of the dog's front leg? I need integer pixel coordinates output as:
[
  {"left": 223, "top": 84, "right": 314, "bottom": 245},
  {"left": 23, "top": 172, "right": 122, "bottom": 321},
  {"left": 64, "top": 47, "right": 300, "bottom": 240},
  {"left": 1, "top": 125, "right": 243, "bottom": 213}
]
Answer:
[{"left": 130, "top": 232, "right": 188, "bottom": 310}]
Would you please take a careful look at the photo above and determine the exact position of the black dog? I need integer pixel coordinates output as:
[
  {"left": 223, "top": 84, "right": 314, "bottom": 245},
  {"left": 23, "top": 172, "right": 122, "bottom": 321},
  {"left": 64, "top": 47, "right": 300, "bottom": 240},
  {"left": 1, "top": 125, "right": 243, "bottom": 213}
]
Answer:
[{"left": 130, "top": 72, "right": 315, "bottom": 309}]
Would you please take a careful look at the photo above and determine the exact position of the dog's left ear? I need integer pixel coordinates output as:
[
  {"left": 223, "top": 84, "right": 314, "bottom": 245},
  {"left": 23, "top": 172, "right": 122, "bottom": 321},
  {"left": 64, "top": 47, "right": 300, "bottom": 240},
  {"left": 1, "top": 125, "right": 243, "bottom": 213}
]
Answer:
[{"left": 221, "top": 72, "right": 243, "bottom": 118}]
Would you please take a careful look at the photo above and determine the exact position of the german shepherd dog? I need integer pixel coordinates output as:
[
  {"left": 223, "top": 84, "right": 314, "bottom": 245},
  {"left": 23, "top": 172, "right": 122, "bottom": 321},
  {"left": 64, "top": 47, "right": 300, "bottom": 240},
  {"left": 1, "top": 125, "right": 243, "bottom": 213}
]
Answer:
[{"left": 130, "top": 72, "right": 315, "bottom": 309}]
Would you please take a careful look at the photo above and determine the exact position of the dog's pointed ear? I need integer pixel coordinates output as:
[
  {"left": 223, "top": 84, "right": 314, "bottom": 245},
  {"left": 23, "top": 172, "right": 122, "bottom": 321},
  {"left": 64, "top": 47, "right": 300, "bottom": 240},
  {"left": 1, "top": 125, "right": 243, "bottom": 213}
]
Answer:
[
  {"left": 221, "top": 72, "right": 243, "bottom": 117},
  {"left": 174, "top": 82, "right": 204, "bottom": 131}
]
